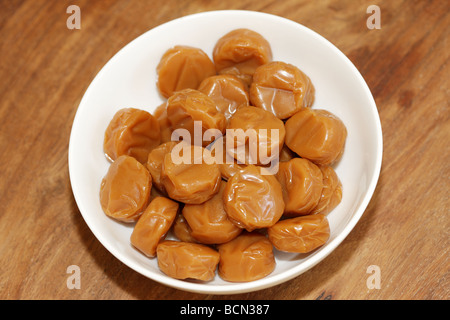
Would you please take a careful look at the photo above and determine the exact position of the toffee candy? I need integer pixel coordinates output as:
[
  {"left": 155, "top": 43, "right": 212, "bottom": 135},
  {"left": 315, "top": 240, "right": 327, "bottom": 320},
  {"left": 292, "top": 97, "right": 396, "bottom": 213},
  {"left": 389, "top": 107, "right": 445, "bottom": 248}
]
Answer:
[
  {"left": 146, "top": 141, "right": 178, "bottom": 193},
  {"left": 250, "top": 61, "right": 315, "bottom": 119},
  {"left": 166, "top": 88, "right": 226, "bottom": 146},
  {"left": 279, "top": 145, "right": 297, "bottom": 162},
  {"left": 198, "top": 74, "right": 250, "bottom": 122},
  {"left": 172, "top": 214, "right": 199, "bottom": 244},
  {"left": 100, "top": 155, "right": 152, "bottom": 222},
  {"left": 267, "top": 214, "right": 330, "bottom": 253},
  {"left": 104, "top": 108, "right": 161, "bottom": 164},
  {"left": 157, "top": 45, "right": 216, "bottom": 98},
  {"left": 153, "top": 102, "right": 173, "bottom": 144},
  {"left": 226, "top": 106, "right": 285, "bottom": 166},
  {"left": 208, "top": 135, "right": 246, "bottom": 181},
  {"left": 182, "top": 180, "right": 242, "bottom": 244},
  {"left": 310, "top": 165, "right": 343, "bottom": 215},
  {"left": 217, "top": 232, "right": 275, "bottom": 282},
  {"left": 130, "top": 196, "right": 179, "bottom": 257},
  {"left": 156, "top": 240, "right": 220, "bottom": 281},
  {"left": 161, "top": 143, "right": 222, "bottom": 204},
  {"left": 223, "top": 165, "right": 285, "bottom": 231},
  {"left": 285, "top": 108, "right": 347, "bottom": 166},
  {"left": 275, "top": 158, "right": 324, "bottom": 216},
  {"left": 213, "top": 28, "right": 272, "bottom": 87}
]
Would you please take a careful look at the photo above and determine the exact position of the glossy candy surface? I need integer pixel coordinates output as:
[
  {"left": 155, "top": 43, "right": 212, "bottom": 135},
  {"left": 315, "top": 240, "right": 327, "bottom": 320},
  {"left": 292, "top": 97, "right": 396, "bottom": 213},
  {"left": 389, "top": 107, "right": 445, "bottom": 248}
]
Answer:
[
  {"left": 161, "top": 143, "right": 221, "bottom": 204},
  {"left": 267, "top": 214, "right": 330, "bottom": 253},
  {"left": 182, "top": 181, "right": 242, "bottom": 244},
  {"left": 223, "top": 165, "right": 284, "bottom": 231},
  {"left": 250, "top": 61, "right": 315, "bottom": 119},
  {"left": 104, "top": 108, "right": 161, "bottom": 164},
  {"left": 130, "top": 196, "right": 179, "bottom": 257},
  {"left": 172, "top": 214, "right": 198, "bottom": 243},
  {"left": 100, "top": 155, "right": 152, "bottom": 222},
  {"left": 285, "top": 108, "right": 347, "bottom": 166},
  {"left": 153, "top": 102, "right": 173, "bottom": 144},
  {"left": 279, "top": 145, "right": 297, "bottom": 162},
  {"left": 156, "top": 240, "right": 220, "bottom": 281},
  {"left": 213, "top": 29, "right": 272, "bottom": 87},
  {"left": 217, "top": 232, "right": 275, "bottom": 282},
  {"left": 146, "top": 141, "right": 178, "bottom": 193},
  {"left": 275, "top": 158, "right": 324, "bottom": 216},
  {"left": 208, "top": 135, "right": 246, "bottom": 181},
  {"left": 198, "top": 74, "right": 249, "bottom": 122},
  {"left": 226, "top": 106, "right": 285, "bottom": 165},
  {"left": 310, "top": 165, "right": 343, "bottom": 215},
  {"left": 157, "top": 45, "right": 216, "bottom": 98},
  {"left": 166, "top": 88, "right": 226, "bottom": 146}
]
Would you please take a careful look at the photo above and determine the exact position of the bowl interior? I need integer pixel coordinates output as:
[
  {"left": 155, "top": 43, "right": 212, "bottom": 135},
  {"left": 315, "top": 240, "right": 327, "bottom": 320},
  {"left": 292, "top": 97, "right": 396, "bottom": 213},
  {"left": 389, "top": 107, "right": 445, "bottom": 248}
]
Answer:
[{"left": 68, "top": 10, "right": 382, "bottom": 294}]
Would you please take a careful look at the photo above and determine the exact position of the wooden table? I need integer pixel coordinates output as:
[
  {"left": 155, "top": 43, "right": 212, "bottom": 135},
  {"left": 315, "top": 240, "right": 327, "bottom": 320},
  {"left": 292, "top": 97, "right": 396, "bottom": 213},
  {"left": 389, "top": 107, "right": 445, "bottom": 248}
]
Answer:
[{"left": 0, "top": 0, "right": 448, "bottom": 300}]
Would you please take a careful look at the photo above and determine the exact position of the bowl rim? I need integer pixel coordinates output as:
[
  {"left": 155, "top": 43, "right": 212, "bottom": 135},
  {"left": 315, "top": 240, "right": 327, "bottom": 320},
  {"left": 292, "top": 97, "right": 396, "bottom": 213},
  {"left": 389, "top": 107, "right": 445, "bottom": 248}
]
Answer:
[{"left": 68, "top": 9, "right": 383, "bottom": 295}]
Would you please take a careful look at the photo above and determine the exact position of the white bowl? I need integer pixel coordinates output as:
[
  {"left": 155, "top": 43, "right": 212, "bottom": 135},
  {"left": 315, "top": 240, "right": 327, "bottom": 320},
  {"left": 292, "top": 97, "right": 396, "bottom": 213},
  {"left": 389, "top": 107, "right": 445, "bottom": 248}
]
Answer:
[{"left": 68, "top": 10, "right": 382, "bottom": 295}]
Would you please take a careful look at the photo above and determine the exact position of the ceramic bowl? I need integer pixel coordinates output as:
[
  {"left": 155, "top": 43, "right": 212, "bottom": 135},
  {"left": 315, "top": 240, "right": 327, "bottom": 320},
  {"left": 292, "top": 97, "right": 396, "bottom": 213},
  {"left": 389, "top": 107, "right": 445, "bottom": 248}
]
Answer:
[{"left": 68, "top": 10, "right": 382, "bottom": 294}]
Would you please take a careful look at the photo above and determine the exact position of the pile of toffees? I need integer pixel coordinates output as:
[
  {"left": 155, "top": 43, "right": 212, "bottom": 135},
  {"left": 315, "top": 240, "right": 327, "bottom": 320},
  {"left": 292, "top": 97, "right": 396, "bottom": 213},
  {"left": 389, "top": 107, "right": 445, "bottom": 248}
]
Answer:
[{"left": 99, "top": 29, "right": 347, "bottom": 283}]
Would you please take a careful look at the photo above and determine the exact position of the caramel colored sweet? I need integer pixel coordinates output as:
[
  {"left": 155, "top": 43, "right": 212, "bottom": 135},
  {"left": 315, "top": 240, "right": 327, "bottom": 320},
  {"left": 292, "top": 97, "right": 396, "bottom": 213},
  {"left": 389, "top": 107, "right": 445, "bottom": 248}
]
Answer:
[
  {"left": 157, "top": 46, "right": 216, "bottom": 98},
  {"left": 275, "top": 158, "right": 324, "bottom": 216},
  {"left": 156, "top": 240, "right": 220, "bottom": 281},
  {"left": 153, "top": 102, "right": 173, "bottom": 144},
  {"left": 285, "top": 108, "right": 347, "bottom": 166},
  {"left": 219, "top": 157, "right": 245, "bottom": 181},
  {"left": 223, "top": 165, "right": 284, "bottom": 231},
  {"left": 250, "top": 61, "right": 315, "bottom": 119},
  {"left": 130, "top": 196, "right": 179, "bottom": 257},
  {"left": 226, "top": 106, "right": 286, "bottom": 165},
  {"left": 213, "top": 29, "right": 272, "bottom": 87},
  {"left": 182, "top": 181, "right": 242, "bottom": 244},
  {"left": 267, "top": 214, "right": 330, "bottom": 253},
  {"left": 198, "top": 75, "right": 249, "bottom": 122},
  {"left": 166, "top": 89, "right": 226, "bottom": 146},
  {"left": 161, "top": 143, "right": 221, "bottom": 204},
  {"left": 146, "top": 141, "right": 178, "bottom": 192},
  {"left": 279, "top": 145, "right": 297, "bottom": 162},
  {"left": 209, "top": 135, "right": 246, "bottom": 180},
  {"left": 172, "top": 214, "right": 198, "bottom": 243},
  {"left": 217, "top": 232, "right": 275, "bottom": 282},
  {"left": 104, "top": 108, "right": 161, "bottom": 164},
  {"left": 100, "top": 155, "right": 152, "bottom": 222},
  {"left": 310, "top": 165, "right": 343, "bottom": 215}
]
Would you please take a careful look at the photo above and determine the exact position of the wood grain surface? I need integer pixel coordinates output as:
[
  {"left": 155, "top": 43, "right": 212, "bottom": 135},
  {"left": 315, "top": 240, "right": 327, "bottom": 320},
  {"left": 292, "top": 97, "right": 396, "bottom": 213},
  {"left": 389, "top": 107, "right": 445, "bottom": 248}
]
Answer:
[{"left": 0, "top": 0, "right": 448, "bottom": 300}]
